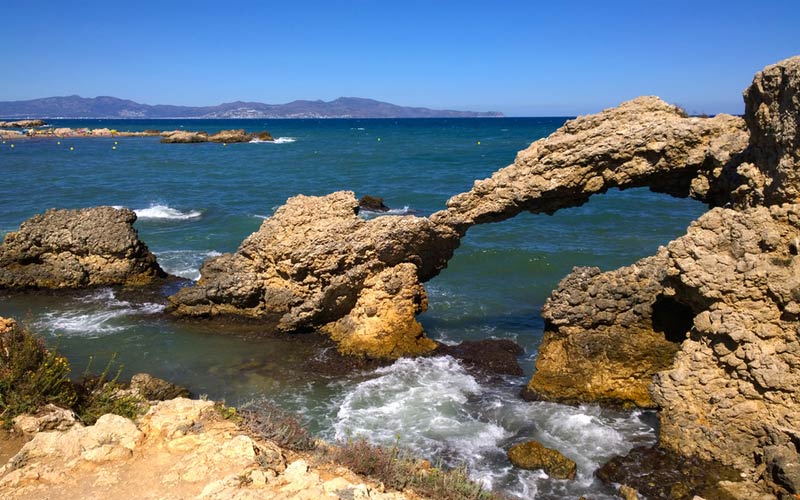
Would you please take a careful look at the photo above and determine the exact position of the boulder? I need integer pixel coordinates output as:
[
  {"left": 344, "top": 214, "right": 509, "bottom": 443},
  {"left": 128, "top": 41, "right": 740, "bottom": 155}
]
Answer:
[
  {"left": 130, "top": 373, "right": 190, "bottom": 401},
  {"left": 160, "top": 130, "right": 208, "bottom": 143},
  {"left": 208, "top": 129, "right": 251, "bottom": 143},
  {"left": 12, "top": 404, "right": 82, "bottom": 436},
  {"left": 358, "top": 195, "right": 390, "bottom": 212},
  {"left": 169, "top": 191, "right": 460, "bottom": 359},
  {"left": 506, "top": 440, "right": 576, "bottom": 480},
  {"left": 0, "top": 207, "right": 165, "bottom": 289}
]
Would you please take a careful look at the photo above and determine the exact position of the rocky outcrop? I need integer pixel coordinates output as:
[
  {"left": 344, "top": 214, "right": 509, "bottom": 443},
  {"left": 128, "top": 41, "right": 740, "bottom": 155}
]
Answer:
[
  {"left": 431, "top": 96, "right": 748, "bottom": 232},
  {"left": 169, "top": 191, "right": 460, "bottom": 359},
  {"left": 524, "top": 253, "right": 684, "bottom": 407},
  {"left": 130, "top": 373, "right": 190, "bottom": 401},
  {"left": 0, "top": 207, "right": 165, "bottom": 289},
  {"left": 506, "top": 440, "right": 577, "bottom": 480},
  {"left": 0, "top": 398, "right": 410, "bottom": 500},
  {"left": 0, "top": 120, "right": 45, "bottom": 128},
  {"left": 160, "top": 129, "right": 273, "bottom": 144}
]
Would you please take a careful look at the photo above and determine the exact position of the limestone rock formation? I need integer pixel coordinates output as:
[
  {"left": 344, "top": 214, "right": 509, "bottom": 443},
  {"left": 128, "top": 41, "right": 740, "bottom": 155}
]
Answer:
[
  {"left": 0, "top": 398, "right": 410, "bottom": 500},
  {"left": 524, "top": 253, "right": 684, "bottom": 407},
  {"left": 160, "top": 129, "right": 273, "bottom": 144},
  {"left": 735, "top": 56, "right": 800, "bottom": 207},
  {"left": 169, "top": 191, "right": 460, "bottom": 358},
  {"left": 130, "top": 373, "right": 190, "bottom": 401},
  {"left": 506, "top": 440, "right": 577, "bottom": 480},
  {"left": 431, "top": 96, "right": 748, "bottom": 232},
  {"left": 0, "top": 207, "right": 165, "bottom": 289},
  {"left": 649, "top": 204, "right": 800, "bottom": 486}
]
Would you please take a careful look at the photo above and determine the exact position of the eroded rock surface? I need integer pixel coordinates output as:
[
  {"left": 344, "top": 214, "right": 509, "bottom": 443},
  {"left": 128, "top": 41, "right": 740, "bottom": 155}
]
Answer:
[
  {"left": 431, "top": 96, "right": 748, "bottom": 232},
  {"left": 506, "top": 440, "right": 577, "bottom": 480},
  {"left": 0, "top": 398, "right": 410, "bottom": 500},
  {"left": 524, "top": 253, "right": 684, "bottom": 407},
  {"left": 169, "top": 191, "right": 459, "bottom": 358},
  {"left": 0, "top": 207, "right": 165, "bottom": 288}
]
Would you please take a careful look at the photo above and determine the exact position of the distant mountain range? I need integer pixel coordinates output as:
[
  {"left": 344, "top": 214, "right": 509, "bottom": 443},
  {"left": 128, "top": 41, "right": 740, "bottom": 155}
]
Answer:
[{"left": 0, "top": 95, "right": 503, "bottom": 119}]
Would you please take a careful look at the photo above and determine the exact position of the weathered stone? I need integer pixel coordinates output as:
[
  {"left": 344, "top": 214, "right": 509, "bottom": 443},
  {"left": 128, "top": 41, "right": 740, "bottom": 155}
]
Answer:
[
  {"left": 130, "top": 373, "right": 190, "bottom": 401},
  {"left": 435, "top": 338, "right": 524, "bottom": 376},
  {"left": 0, "top": 207, "right": 165, "bottom": 288},
  {"left": 358, "top": 195, "right": 390, "bottom": 212},
  {"left": 526, "top": 253, "right": 685, "bottom": 408},
  {"left": 507, "top": 440, "right": 576, "bottom": 479},
  {"left": 160, "top": 130, "right": 208, "bottom": 143},
  {"left": 13, "top": 404, "right": 82, "bottom": 436},
  {"left": 169, "top": 191, "right": 460, "bottom": 359},
  {"left": 0, "top": 120, "right": 45, "bottom": 128},
  {"left": 431, "top": 96, "right": 748, "bottom": 232}
]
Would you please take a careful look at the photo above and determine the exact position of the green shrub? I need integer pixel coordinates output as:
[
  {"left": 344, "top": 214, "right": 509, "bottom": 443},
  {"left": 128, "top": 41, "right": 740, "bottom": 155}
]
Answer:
[
  {"left": 73, "top": 354, "right": 146, "bottom": 425},
  {"left": 325, "top": 438, "right": 506, "bottom": 500},
  {"left": 238, "top": 398, "right": 316, "bottom": 451},
  {"left": 0, "top": 324, "right": 76, "bottom": 426}
]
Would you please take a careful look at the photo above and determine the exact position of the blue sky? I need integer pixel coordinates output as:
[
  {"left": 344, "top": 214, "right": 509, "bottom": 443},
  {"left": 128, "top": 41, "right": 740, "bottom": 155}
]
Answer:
[{"left": 2, "top": 0, "right": 798, "bottom": 115}]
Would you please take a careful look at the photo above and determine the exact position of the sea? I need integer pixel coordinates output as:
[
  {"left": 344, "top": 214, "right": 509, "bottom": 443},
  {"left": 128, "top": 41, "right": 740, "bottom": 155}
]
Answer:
[{"left": 0, "top": 118, "right": 705, "bottom": 498}]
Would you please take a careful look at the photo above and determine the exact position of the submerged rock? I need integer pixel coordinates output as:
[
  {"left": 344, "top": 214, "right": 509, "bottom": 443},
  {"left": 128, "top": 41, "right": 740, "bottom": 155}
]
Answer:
[
  {"left": 0, "top": 207, "right": 165, "bottom": 289},
  {"left": 435, "top": 338, "right": 524, "bottom": 376},
  {"left": 507, "top": 440, "right": 576, "bottom": 480},
  {"left": 169, "top": 191, "right": 460, "bottom": 359}
]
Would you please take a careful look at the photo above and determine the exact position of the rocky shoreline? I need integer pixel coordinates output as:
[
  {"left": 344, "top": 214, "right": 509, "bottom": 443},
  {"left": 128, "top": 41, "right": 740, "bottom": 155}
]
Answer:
[
  {"left": 0, "top": 123, "right": 273, "bottom": 143},
  {"left": 2, "top": 55, "right": 800, "bottom": 498}
]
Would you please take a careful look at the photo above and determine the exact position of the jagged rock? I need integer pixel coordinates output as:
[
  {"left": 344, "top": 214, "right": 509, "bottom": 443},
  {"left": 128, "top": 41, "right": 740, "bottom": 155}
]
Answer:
[
  {"left": 130, "top": 373, "right": 190, "bottom": 401},
  {"left": 506, "top": 440, "right": 576, "bottom": 479},
  {"left": 525, "top": 253, "right": 684, "bottom": 408},
  {"left": 169, "top": 191, "right": 459, "bottom": 359},
  {"left": 0, "top": 207, "right": 165, "bottom": 288},
  {"left": 735, "top": 56, "right": 800, "bottom": 207},
  {"left": 431, "top": 96, "right": 748, "bottom": 232},
  {"left": 160, "top": 130, "right": 209, "bottom": 143},
  {"left": 12, "top": 404, "right": 82, "bottom": 436},
  {"left": 650, "top": 204, "right": 800, "bottom": 483},
  {"left": 596, "top": 446, "right": 742, "bottom": 500},
  {"left": 359, "top": 195, "right": 390, "bottom": 212},
  {"left": 0, "top": 398, "right": 413, "bottom": 500},
  {"left": 0, "top": 317, "right": 15, "bottom": 334}
]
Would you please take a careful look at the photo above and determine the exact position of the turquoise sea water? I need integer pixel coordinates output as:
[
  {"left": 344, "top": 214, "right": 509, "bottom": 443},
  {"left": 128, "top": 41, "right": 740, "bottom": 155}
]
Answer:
[{"left": 0, "top": 118, "right": 705, "bottom": 498}]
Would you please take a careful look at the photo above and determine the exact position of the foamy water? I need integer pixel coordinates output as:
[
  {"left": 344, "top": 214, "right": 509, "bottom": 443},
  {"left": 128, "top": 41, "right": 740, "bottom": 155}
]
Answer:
[
  {"left": 134, "top": 204, "right": 202, "bottom": 220},
  {"left": 249, "top": 136, "right": 296, "bottom": 144},
  {"left": 330, "top": 356, "right": 656, "bottom": 499},
  {"left": 155, "top": 249, "right": 222, "bottom": 280},
  {"left": 35, "top": 288, "right": 165, "bottom": 338}
]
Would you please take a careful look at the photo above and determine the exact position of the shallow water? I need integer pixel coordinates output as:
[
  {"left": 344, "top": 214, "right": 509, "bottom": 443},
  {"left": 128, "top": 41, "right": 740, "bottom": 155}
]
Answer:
[{"left": 0, "top": 118, "right": 706, "bottom": 498}]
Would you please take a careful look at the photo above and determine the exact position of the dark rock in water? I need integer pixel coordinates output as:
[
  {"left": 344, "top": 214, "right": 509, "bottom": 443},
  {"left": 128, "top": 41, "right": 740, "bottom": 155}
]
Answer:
[
  {"left": 596, "top": 446, "right": 742, "bottom": 500},
  {"left": 0, "top": 207, "right": 165, "bottom": 289},
  {"left": 255, "top": 131, "right": 273, "bottom": 141},
  {"left": 507, "top": 440, "right": 576, "bottom": 480},
  {"left": 130, "top": 373, "right": 190, "bottom": 401},
  {"left": 435, "top": 338, "right": 523, "bottom": 376},
  {"left": 358, "top": 195, "right": 390, "bottom": 212}
]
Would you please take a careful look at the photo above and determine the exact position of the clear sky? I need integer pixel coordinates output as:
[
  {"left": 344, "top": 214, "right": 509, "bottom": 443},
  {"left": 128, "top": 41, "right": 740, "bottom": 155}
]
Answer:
[{"left": 2, "top": 0, "right": 798, "bottom": 116}]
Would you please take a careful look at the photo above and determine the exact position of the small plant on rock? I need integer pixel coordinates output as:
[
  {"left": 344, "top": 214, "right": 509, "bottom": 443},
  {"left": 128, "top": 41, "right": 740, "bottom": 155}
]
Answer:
[
  {"left": 0, "top": 323, "right": 76, "bottom": 426},
  {"left": 73, "top": 354, "right": 146, "bottom": 425},
  {"left": 239, "top": 397, "right": 316, "bottom": 451}
]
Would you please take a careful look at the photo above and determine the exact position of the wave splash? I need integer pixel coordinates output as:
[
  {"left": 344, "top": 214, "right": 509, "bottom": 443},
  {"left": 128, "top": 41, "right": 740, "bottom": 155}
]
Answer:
[
  {"left": 35, "top": 288, "right": 164, "bottom": 338},
  {"left": 249, "top": 137, "right": 296, "bottom": 144},
  {"left": 155, "top": 249, "right": 222, "bottom": 281},
  {"left": 332, "top": 355, "right": 656, "bottom": 499},
  {"left": 134, "top": 204, "right": 202, "bottom": 220}
]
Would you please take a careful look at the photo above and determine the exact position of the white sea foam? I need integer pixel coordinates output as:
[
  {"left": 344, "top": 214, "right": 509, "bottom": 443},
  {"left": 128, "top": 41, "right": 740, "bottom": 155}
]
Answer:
[
  {"left": 358, "top": 205, "right": 416, "bottom": 220},
  {"left": 249, "top": 137, "right": 296, "bottom": 144},
  {"left": 134, "top": 204, "right": 202, "bottom": 220},
  {"left": 155, "top": 249, "right": 222, "bottom": 280},
  {"left": 332, "top": 355, "right": 656, "bottom": 499},
  {"left": 35, "top": 288, "right": 164, "bottom": 338}
]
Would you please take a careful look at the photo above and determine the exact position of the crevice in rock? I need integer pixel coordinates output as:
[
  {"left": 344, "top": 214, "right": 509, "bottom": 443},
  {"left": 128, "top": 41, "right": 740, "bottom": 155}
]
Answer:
[{"left": 651, "top": 294, "right": 695, "bottom": 344}]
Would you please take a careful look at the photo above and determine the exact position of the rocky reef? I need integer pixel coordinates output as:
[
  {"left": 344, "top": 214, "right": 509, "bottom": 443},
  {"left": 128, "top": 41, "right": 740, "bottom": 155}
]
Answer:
[
  {"left": 0, "top": 207, "right": 164, "bottom": 289},
  {"left": 160, "top": 129, "right": 273, "bottom": 143},
  {"left": 168, "top": 191, "right": 460, "bottom": 359}
]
